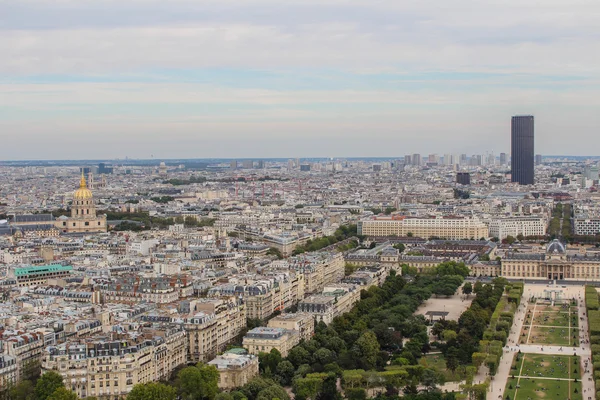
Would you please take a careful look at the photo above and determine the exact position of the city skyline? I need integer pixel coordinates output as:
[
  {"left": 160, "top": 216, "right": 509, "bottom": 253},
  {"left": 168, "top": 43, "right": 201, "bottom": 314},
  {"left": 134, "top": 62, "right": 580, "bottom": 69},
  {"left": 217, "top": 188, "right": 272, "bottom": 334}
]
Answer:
[{"left": 2, "top": 0, "right": 600, "bottom": 159}]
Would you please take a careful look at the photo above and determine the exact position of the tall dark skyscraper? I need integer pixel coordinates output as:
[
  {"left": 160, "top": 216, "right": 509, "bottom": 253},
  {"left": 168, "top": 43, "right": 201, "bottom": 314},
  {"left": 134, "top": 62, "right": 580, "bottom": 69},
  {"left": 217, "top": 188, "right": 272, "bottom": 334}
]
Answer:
[{"left": 511, "top": 115, "right": 534, "bottom": 185}]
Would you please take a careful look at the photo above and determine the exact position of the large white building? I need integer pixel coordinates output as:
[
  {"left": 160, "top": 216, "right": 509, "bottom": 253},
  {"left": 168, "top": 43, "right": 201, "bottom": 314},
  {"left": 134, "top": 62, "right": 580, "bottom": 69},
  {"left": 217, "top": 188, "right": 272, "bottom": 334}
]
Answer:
[
  {"left": 574, "top": 217, "right": 600, "bottom": 236},
  {"left": 488, "top": 217, "right": 547, "bottom": 240},
  {"left": 357, "top": 215, "right": 489, "bottom": 240}
]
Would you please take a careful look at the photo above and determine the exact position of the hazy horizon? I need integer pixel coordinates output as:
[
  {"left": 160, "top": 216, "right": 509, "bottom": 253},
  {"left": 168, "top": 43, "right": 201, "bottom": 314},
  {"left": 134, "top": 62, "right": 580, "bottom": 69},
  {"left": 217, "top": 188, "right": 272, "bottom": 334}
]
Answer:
[{"left": 2, "top": 0, "right": 600, "bottom": 159}]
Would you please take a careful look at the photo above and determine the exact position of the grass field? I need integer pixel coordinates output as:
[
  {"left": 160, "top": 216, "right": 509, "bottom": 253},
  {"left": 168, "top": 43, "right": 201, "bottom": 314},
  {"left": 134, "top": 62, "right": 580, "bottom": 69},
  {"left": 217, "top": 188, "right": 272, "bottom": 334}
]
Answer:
[
  {"left": 521, "top": 301, "right": 579, "bottom": 346},
  {"left": 531, "top": 311, "right": 578, "bottom": 328},
  {"left": 504, "top": 353, "right": 582, "bottom": 400}
]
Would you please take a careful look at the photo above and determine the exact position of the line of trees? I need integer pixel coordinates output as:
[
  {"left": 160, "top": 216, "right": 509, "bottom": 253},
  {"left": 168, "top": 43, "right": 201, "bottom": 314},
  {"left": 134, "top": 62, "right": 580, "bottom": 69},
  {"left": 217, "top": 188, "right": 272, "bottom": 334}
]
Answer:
[{"left": 292, "top": 225, "right": 358, "bottom": 255}]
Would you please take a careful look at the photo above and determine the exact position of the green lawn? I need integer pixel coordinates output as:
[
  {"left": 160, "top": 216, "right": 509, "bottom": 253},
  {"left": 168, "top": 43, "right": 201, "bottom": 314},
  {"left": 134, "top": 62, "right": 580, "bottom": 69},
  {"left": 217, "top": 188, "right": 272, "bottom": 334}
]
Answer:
[
  {"left": 504, "top": 354, "right": 582, "bottom": 400},
  {"left": 504, "top": 377, "right": 582, "bottom": 400},
  {"left": 520, "top": 354, "right": 580, "bottom": 380},
  {"left": 532, "top": 311, "right": 576, "bottom": 328},
  {"left": 527, "top": 327, "right": 579, "bottom": 346}
]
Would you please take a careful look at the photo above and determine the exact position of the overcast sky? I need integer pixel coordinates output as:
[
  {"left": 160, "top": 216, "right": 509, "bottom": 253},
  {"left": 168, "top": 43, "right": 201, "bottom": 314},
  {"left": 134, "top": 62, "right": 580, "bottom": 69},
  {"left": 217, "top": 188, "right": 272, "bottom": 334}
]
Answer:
[{"left": 2, "top": 0, "right": 600, "bottom": 160}]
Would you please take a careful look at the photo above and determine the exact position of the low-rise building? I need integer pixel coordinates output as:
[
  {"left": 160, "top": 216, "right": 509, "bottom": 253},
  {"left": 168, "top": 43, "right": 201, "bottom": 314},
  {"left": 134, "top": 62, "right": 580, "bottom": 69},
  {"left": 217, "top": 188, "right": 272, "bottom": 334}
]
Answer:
[{"left": 208, "top": 350, "right": 259, "bottom": 390}]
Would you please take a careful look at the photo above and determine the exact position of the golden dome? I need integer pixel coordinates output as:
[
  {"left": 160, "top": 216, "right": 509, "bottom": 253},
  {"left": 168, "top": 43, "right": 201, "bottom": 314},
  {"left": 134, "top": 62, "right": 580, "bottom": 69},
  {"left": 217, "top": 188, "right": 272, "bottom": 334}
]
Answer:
[{"left": 74, "top": 172, "right": 93, "bottom": 200}]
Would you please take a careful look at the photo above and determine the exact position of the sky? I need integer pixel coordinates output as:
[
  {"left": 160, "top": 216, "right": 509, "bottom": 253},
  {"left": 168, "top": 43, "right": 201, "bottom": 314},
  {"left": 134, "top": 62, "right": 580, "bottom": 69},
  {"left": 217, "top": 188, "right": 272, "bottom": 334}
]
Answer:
[{"left": 2, "top": 0, "right": 600, "bottom": 160}]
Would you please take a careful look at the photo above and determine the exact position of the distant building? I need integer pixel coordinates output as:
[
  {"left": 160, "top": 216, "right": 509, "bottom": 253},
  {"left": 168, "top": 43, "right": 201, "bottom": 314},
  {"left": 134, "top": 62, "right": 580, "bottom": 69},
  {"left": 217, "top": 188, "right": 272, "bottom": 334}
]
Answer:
[
  {"left": 242, "top": 160, "right": 254, "bottom": 169},
  {"left": 9, "top": 264, "right": 73, "bottom": 287},
  {"left": 230, "top": 160, "right": 238, "bottom": 170},
  {"left": 372, "top": 164, "right": 382, "bottom": 172},
  {"left": 358, "top": 215, "right": 488, "bottom": 240},
  {"left": 404, "top": 155, "right": 412, "bottom": 165},
  {"left": 97, "top": 163, "right": 113, "bottom": 174},
  {"left": 300, "top": 164, "right": 311, "bottom": 172},
  {"left": 535, "top": 154, "right": 542, "bottom": 165},
  {"left": 501, "top": 239, "right": 600, "bottom": 280},
  {"left": 488, "top": 217, "right": 546, "bottom": 240},
  {"left": 54, "top": 173, "right": 107, "bottom": 233},
  {"left": 158, "top": 162, "right": 167, "bottom": 177},
  {"left": 574, "top": 218, "right": 600, "bottom": 236},
  {"left": 511, "top": 115, "right": 535, "bottom": 185},
  {"left": 500, "top": 152, "right": 507, "bottom": 165},
  {"left": 456, "top": 172, "right": 471, "bottom": 185},
  {"left": 411, "top": 154, "right": 421, "bottom": 166},
  {"left": 257, "top": 160, "right": 264, "bottom": 169}
]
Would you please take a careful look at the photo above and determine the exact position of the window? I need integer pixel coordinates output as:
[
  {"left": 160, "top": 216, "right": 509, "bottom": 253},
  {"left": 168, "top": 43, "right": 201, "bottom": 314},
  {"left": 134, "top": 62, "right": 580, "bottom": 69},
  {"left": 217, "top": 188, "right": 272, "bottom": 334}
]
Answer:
[
  {"left": 85, "top": 222, "right": 89, "bottom": 226},
  {"left": 73, "top": 223, "right": 76, "bottom": 227}
]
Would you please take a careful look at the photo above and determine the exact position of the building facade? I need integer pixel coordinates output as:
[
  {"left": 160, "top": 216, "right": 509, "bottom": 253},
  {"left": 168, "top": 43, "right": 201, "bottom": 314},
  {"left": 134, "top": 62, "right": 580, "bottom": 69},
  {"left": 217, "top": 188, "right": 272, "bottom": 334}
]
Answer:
[
  {"left": 55, "top": 174, "right": 107, "bottom": 233},
  {"left": 358, "top": 215, "right": 489, "bottom": 240},
  {"left": 488, "top": 217, "right": 547, "bottom": 240},
  {"left": 42, "top": 326, "right": 187, "bottom": 400},
  {"left": 511, "top": 115, "right": 535, "bottom": 185},
  {"left": 501, "top": 240, "right": 600, "bottom": 280}
]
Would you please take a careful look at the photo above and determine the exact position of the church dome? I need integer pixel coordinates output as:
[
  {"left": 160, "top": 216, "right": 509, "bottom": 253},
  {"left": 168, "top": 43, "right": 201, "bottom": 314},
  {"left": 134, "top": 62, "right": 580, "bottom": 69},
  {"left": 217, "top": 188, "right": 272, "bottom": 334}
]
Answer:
[
  {"left": 546, "top": 239, "right": 566, "bottom": 254},
  {"left": 74, "top": 173, "right": 93, "bottom": 200}
]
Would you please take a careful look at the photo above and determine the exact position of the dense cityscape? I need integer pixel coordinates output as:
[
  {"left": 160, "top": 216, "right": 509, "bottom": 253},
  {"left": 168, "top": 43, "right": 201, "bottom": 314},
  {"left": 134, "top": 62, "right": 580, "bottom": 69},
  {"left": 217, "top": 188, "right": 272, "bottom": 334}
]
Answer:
[{"left": 0, "top": 116, "right": 600, "bottom": 400}]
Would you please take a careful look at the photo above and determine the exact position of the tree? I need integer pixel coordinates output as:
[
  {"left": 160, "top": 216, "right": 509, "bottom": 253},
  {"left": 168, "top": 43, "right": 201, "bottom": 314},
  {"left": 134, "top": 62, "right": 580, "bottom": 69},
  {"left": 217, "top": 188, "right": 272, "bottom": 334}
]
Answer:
[
  {"left": 351, "top": 331, "right": 380, "bottom": 370},
  {"left": 256, "top": 385, "right": 289, "bottom": 400},
  {"left": 445, "top": 348, "right": 460, "bottom": 373},
  {"left": 503, "top": 235, "right": 516, "bottom": 245},
  {"left": 127, "top": 382, "right": 177, "bottom": 400},
  {"left": 240, "top": 377, "right": 272, "bottom": 400},
  {"left": 275, "top": 360, "right": 295, "bottom": 386},
  {"left": 316, "top": 373, "right": 342, "bottom": 400},
  {"left": 462, "top": 282, "right": 473, "bottom": 297},
  {"left": 177, "top": 363, "right": 219, "bottom": 400},
  {"left": 9, "top": 380, "right": 35, "bottom": 400},
  {"left": 345, "top": 388, "right": 367, "bottom": 400},
  {"left": 35, "top": 371, "right": 65, "bottom": 400},
  {"left": 259, "top": 349, "right": 282, "bottom": 374},
  {"left": 214, "top": 394, "right": 234, "bottom": 400},
  {"left": 442, "top": 330, "right": 457, "bottom": 342},
  {"left": 288, "top": 346, "right": 311, "bottom": 367},
  {"left": 393, "top": 243, "right": 405, "bottom": 253},
  {"left": 47, "top": 388, "right": 78, "bottom": 400}
]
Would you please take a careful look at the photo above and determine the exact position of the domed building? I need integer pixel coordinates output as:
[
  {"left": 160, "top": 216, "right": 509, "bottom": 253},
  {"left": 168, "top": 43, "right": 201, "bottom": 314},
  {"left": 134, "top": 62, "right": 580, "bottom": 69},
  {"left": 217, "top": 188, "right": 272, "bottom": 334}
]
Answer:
[
  {"left": 501, "top": 239, "right": 600, "bottom": 281},
  {"left": 55, "top": 173, "right": 107, "bottom": 233}
]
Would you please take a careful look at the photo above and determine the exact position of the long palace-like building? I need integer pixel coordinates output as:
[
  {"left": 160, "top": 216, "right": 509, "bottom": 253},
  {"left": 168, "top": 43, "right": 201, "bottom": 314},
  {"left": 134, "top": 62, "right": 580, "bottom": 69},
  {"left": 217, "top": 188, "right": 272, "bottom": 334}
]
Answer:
[{"left": 501, "top": 239, "right": 600, "bottom": 280}]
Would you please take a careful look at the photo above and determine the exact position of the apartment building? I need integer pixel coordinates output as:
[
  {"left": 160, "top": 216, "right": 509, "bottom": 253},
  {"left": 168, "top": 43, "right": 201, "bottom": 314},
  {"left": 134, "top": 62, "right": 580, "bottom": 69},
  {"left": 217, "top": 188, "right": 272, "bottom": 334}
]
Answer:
[
  {"left": 41, "top": 326, "right": 187, "bottom": 400},
  {"left": 297, "top": 284, "right": 361, "bottom": 325},
  {"left": 100, "top": 275, "right": 193, "bottom": 304},
  {"left": 288, "top": 252, "right": 344, "bottom": 294},
  {"left": 165, "top": 297, "right": 247, "bottom": 363},
  {"left": 242, "top": 327, "right": 299, "bottom": 357},
  {"left": 0, "top": 355, "right": 17, "bottom": 393},
  {"left": 208, "top": 350, "right": 259, "bottom": 390},
  {"left": 488, "top": 217, "right": 546, "bottom": 239},
  {"left": 267, "top": 313, "right": 315, "bottom": 341},
  {"left": 357, "top": 215, "right": 489, "bottom": 240}
]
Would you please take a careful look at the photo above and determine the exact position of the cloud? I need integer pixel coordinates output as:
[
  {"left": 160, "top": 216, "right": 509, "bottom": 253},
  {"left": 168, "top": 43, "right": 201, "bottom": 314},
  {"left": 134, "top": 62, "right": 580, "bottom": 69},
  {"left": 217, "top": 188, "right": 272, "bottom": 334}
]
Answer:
[{"left": 1, "top": 0, "right": 600, "bottom": 158}]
